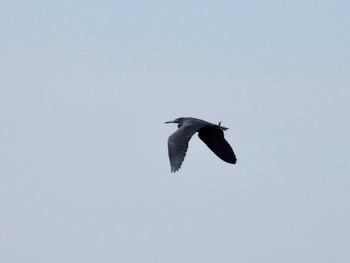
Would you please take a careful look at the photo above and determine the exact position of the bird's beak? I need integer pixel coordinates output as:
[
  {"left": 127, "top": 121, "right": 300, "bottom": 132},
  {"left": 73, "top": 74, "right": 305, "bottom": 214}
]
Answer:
[{"left": 165, "top": 120, "right": 176, "bottom": 124}]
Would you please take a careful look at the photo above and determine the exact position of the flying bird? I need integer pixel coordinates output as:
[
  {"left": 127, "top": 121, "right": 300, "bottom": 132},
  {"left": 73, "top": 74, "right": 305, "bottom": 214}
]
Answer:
[{"left": 165, "top": 117, "right": 237, "bottom": 172}]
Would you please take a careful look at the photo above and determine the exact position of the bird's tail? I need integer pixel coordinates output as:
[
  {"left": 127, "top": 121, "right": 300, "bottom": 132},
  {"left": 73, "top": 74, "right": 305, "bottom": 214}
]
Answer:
[{"left": 217, "top": 121, "right": 228, "bottom": 131}]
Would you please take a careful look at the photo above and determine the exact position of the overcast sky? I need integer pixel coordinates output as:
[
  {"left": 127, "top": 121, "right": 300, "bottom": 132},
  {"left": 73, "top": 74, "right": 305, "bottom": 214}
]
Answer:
[{"left": 1, "top": 1, "right": 349, "bottom": 262}]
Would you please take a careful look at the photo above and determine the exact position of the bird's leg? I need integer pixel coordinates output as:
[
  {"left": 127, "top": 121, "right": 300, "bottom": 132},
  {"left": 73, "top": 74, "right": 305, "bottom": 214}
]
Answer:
[{"left": 217, "top": 121, "right": 228, "bottom": 131}]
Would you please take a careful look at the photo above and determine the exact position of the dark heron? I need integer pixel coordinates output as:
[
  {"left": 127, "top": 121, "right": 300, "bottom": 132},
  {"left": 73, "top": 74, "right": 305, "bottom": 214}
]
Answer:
[{"left": 165, "top": 117, "right": 237, "bottom": 172}]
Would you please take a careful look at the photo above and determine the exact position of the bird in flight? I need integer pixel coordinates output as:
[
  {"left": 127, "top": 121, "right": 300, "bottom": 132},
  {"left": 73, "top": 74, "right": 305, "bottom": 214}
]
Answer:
[{"left": 165, "top": 117, "right": 237, "bottom": 172}]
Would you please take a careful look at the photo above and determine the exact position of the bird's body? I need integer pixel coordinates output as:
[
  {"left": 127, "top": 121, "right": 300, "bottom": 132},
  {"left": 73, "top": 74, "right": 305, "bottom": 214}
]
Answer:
[{"left": 165, "top": 117, "right": 237, "bottom": 172}]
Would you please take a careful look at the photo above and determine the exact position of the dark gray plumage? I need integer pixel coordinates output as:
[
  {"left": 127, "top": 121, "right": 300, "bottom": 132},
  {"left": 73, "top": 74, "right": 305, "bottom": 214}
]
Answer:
[{"left": 165, "top": 117, "right": 237, "bottom": 172}]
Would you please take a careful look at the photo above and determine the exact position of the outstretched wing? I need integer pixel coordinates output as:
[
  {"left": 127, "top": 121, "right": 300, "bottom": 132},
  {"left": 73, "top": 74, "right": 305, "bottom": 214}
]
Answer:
[
  {"left": 198, "top": 126, "right": 237, "bottom": 164},
  {"left": 167, "top": 122, "right": 203, "bottom": 172}
]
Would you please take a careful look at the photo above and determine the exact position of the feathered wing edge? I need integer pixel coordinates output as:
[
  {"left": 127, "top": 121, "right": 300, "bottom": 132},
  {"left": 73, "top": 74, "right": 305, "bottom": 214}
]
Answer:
[
  {"left": 167, "top": 121, "right": 206, "bottom": 172},
  {"left": 198, "top": 126, "right": 237, "bottom": 164},
  {"left": 167, "top": 137, "right": 189, "bottom": 172}
]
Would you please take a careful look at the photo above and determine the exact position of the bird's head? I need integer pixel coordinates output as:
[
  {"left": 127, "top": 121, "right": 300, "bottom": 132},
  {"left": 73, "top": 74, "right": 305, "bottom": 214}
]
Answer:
[{"left": 165, "top": 117, "right": 185, "bottom": 128}]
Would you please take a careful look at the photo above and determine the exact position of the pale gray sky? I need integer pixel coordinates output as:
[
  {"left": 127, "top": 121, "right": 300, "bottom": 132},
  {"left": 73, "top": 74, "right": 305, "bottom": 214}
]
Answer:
[{"left": 1, "top": 1, "right": 349, "bottom": 262}]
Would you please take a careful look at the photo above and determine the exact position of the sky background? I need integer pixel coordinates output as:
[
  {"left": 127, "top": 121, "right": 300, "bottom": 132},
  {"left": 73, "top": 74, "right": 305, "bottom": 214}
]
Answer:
[{"left": 1, "top": 1, "right": 349, "bottom": 262}]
